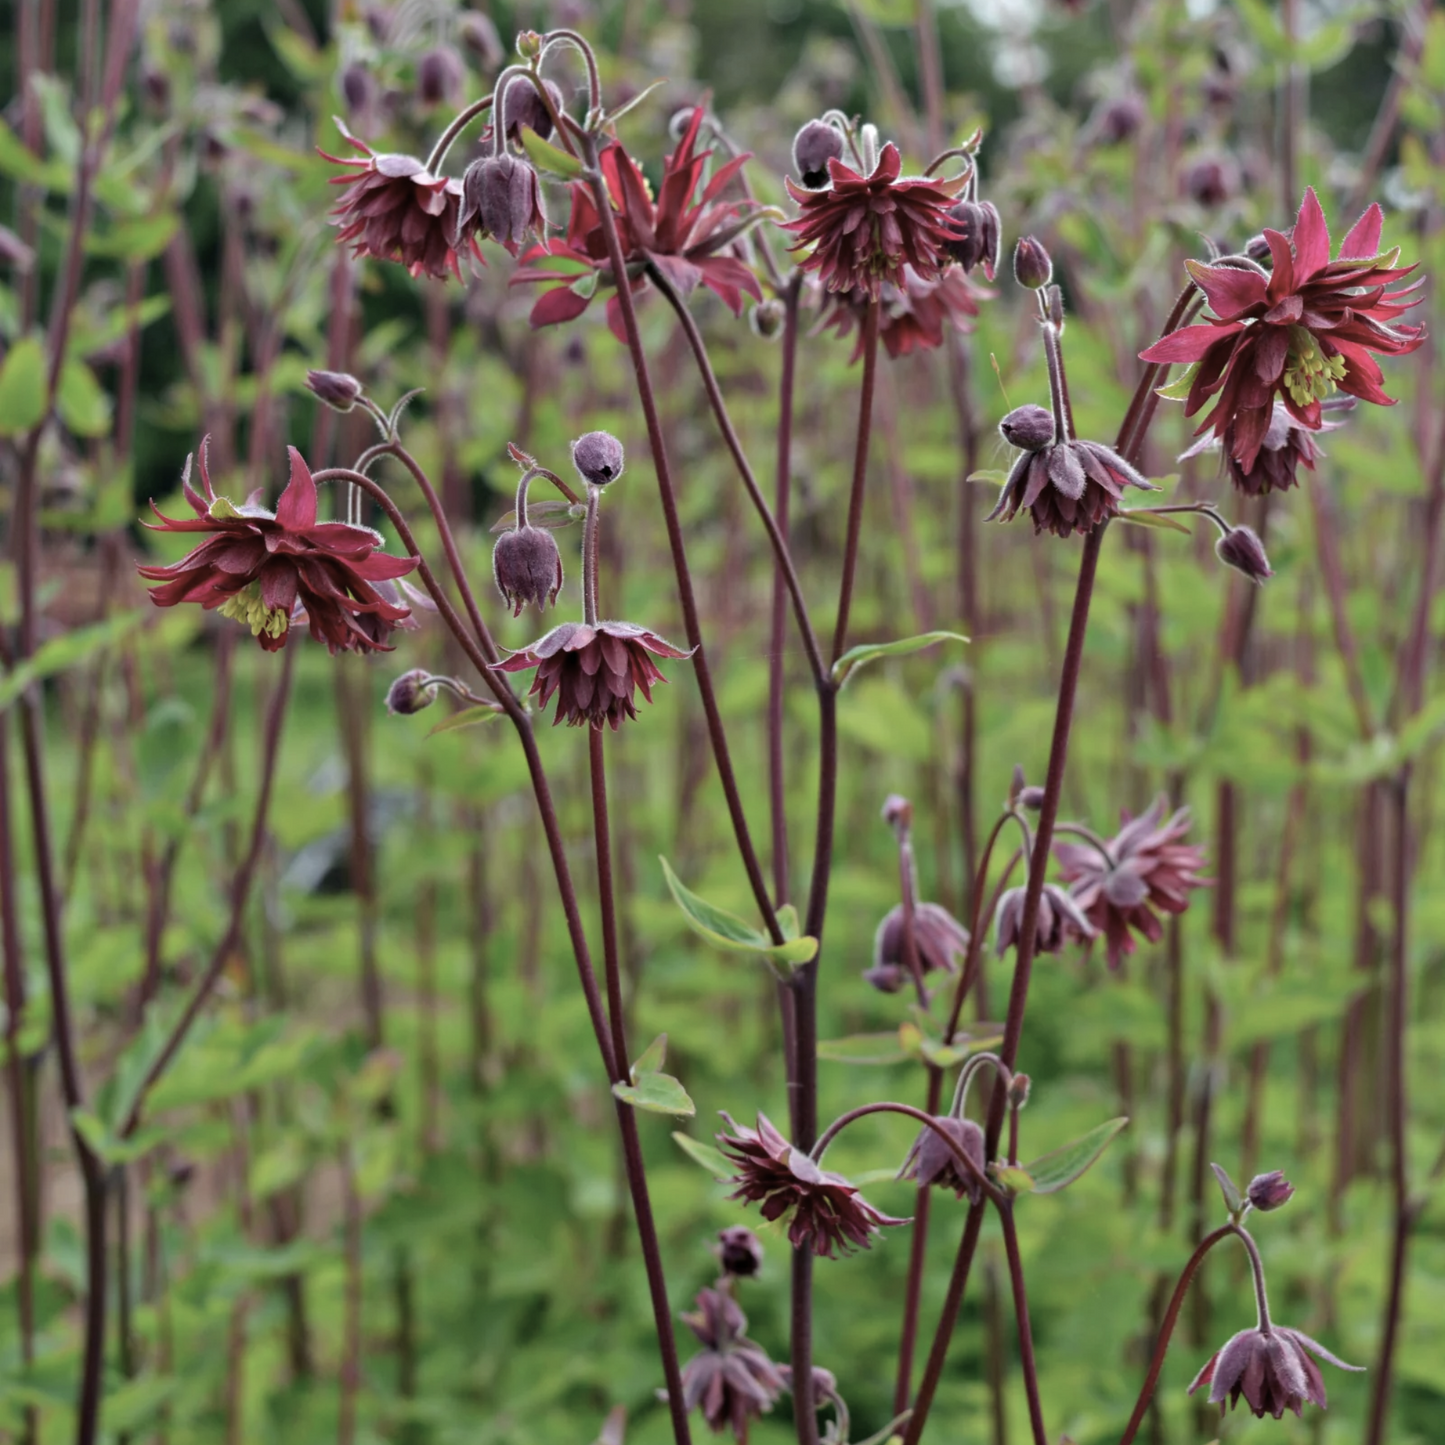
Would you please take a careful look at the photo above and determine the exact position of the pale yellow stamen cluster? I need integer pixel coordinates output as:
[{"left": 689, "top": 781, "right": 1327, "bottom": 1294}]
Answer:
[
  {"left": 1283, "top": 326, "right": 1347, "bottom": 408},
  {"left": 218, "top": 584, "right": 289, "bottom": 641}
]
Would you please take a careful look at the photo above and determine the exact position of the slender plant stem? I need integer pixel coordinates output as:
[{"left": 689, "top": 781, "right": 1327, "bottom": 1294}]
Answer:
[
  {"left": 831, "top": 299, "right": 881, "bottom": 665},
  {"left": 997, "top": 1204, "right": 1048, "bottom": 1445},
  {"left": 894, "top": 1066, "right": 942, "bottom": 1415}
]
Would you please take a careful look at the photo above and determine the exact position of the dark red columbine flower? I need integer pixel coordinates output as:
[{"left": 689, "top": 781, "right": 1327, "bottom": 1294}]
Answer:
[
  {"left": 822, "top": 265, "right": 984, "bottom": 361},
  {"left": 864, "top": 900, "right": 968, "bottom": 994},
  {"left": 993, "top": 883, "right": 1094, "bottom": 957},
  {"left": 322, "top": 120, "right": 480, "bottom": 281},
  {"left": 1189, "top": 1325, "right": 1362, "bottom": 1419},
  {"left": 1054, "top": 796, "right": 1210, "bottom": 969},
  {"left": 784, "top": 143, "right": 966, "bottom": 299},
  {"left": 457, "top": 153, "right": 548, "bottom": 257},
  {"left": 898, "top": 1115, "right": 986, "bottom": 1204},
  {"left": 1182, "top": 398, "right": 1349, "bottom": 497},
  {"left": 1140, "top": 188, "right": 1425, "bottom": 471},
  {"left": 717, "top": 1112, "right": 907, "bottom": 1258},
  {"left": 676, "top": 1288, "right": 786, "bottom": 1440},
  {"left": 138, "top": 441, "right": 417, "bottom": 654},
  {"left": 496, "top": 620, "right": 690, "bottom": 729},
  {"left": 513, "top": 105, "right": 762, "bottom": 340}
]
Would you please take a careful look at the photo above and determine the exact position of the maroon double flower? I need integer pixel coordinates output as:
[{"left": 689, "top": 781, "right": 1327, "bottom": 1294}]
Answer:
[{"left": 1189, "top": 1324, "right": 1362, "bottom": 1419}]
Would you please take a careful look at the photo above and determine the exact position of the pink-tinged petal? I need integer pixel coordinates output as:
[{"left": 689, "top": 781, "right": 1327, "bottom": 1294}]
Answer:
[
  {"left": 700, "top": 255, "right": 763, "bottom": 311},
  {"left": 275, "top": 449, "right": 319, "bottom": 531},
  {"left": 529, "top": 284, "right": 593, "bottom": 329},
  {"left": 1338, "top": 202, "right": 1383, "bottom": 260},
  {"left": 1263, "top": 229, "right": 1296, "bottom": 301},
  {"left": 1228, "top": 404, "right": 1273, "bottom": 471},
  {"left": 1262, "top": 293, "right": 1303, "bottom": 325},
  {"left": 1291, "top": 187, "right": 1331, "bottom": 281},
  {"left": 1185, "top": 260, "right": 1267, "bottom": 319},
  {"left": 350, "top": 551, "right": 419, "bottom": 582},
  {"left": 871, "top": 143, "right": 902, "bottom": 183},
  {"left": 1140, "top": 321, "right": 1244, "bottom": 363}
]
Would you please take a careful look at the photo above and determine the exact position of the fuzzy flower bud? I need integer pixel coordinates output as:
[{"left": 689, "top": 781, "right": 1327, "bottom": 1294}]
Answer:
[
  {"left": 458, "top": 152, "right": 546, "bottom": 254},
  {"left": 503, "top": 77, "right": 564, "bottom": 142},
  {"left": 1246, "top": 1170, "right": 1295, "bottom": 1212},
  {"left": 386, "top": 669, "right": 439, "bottom": 716},
  {"left": 457, "top": 11, "right": 503, "bottom": 67},
  {"left": 881, "top": 793, "right": 912, "bottom": 831},
  {"left": 572, "top": 430, "right": 624, "bottom": 487},
  {"left": 340, "top": 63, "right": 376, "bottom": 118},
  {"left": 792, "top": 119, "right": 844, "bottom": 189},
  {"left": 998, "top": 403, "right": 1055, "bottom": 451},
  {"left": 515, "top": 29, "right": 544, "bottom": 60},
  {"left": 492, "top": 525, "right": 564, "bottom": 615},
  {"left": 416, "top": 46, "right": 465, "bottom": 107},
  {"left": 716, "top": 1225, "right": 764, "bottom": 1278},
  {"left": 1013, "top": 235, "right": 1053, "bottom": 290},
  {"left": 1008, "top": 1073, "right": 1032, "bottom": 1110},
  {"left": 943, "top": 198, "right": 1001, "bottom": 279},
  {"left": 306, "top": 369, "right": 364, "bottom": 413},
  {"left": 1018, "top": 785, "right": 1046, "bottom": 810},
  {"left": 1215, "top": 524, "right": 1273, "bottom": 583}
]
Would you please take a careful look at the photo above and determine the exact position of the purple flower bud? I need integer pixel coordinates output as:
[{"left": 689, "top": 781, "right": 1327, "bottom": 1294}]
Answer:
[
  {"left": 386, "top": 669, "right": 439, "bottom": 716},
  {"left": 999, "top": 403, "right": 1056, "bottom": 452},
  {"left": 716, "top": 1225, "right": 764, "bottom": 1277},
  {"left": 943, "top": 198, "right": 1001, "bottom": 279},
  {"left": 492, "top": 526, "right": 564, "bottom": 616},
  {"left": 792, "top": 119, "right": 844, "bottom": 189},
  {"left": 1018, "top": 785, "right": 1046, "bottom": 810},
  {"left": 572, "top": 430, "right": 625, "bottom": 488},
  {"left": 458, "top": 152, "right": 546, "bottom": 255},
  {"left": 1246, "top": 1170, "right": 1295, "bottom": 1212},
  {"left": 1013, "top": 235, "right": 1053, "bottom": 290},
  {"left": 1215, "top": 524, "right": 1273, "bottom": 583},
  {"left": 899, "top": 1115, "right": 986, "bottom": 1204},
  {"left": 417, "top": 46, "right": 466, "bottom": 107},
  {"left": 457, "top": 11, "right": 503, "bottom": 68},
  {"left": 503, "top": 77, "right": 564, "bottom": 143},
  {"left": 881, "top": 793, "right": 912, "bottom": 831},
  {"left": 1183, "top": 155, "right": 1238, "bottom": 208},
  {"left": 363, "top": 5, "right": 393, "bottom": 43},
  {"left": 306, "top": 370, "right": 365, "bottom": 412},
  {"left": 1092, "top": 93, "right": 1145, "bottom": 145},
  {"left": 341, "top": 63, "right": 377, "bottom": 118}
]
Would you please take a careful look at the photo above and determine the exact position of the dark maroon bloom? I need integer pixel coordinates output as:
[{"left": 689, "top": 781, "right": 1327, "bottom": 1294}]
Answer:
[
  {"left": 1013, "top": 235, "right": 1053, "bottom": 290},
  {"left": 716, "top": 1225, "right": 764, "bottom": 1278},
  {"left": 1181, "top": 399, "right": 1347, "bottom": 497},
  {"left": 492, "top": 525, "right": 563, "bottom": 615},
  {"left": 822, "top": 265, "right": 984, "bottom": 361},
  {"left": 792, "top": 119, "right": 845, "bottom": 189},
  {"left": 323, "top": 121, "right": 479, "bottom": 281},
  {"left": 1247, "top": 1171, "right": 1295, "bottom": 1212},
  {"left": 502, "top": 77, "right": 565, "bottom": 143},
  {"left": 138, "top": 441, "right": 417, "bottom": 654},
  {"left": 864, "top": 900, "right": 968, "bottom": 994},
  {"left": 1054, "top": 796, "right": 1211, "bottom": 969},
  {"left": 994, "top": 883, "right": 1094, "bottom": 956},
  {"left": 988, "top": 425, "right": 1156, "bottom": 539},
  {"left": 677, "top": 1289, "right": 786, "bottom": 1440},
  {"left": 1215, "top": 524, "right": 1273, "bottom": 583},
  {"left": 1141, "top": 188, "right": 1425, "bottom": 471},
  {"left": 1183, "top": 155, "right": 1238, "bottom": 207},
  {"left": 497, "top": 620, "right": 690, "bottom": 729},
  {"left": 458, "top": 153, "right": 547, "bottom": 257},
  {"left": 898, "top": 1115, "right": 986, "bottom": 1204},
  {"left": 514, "top": 105, "right": 761, "bottom": 339},
  {"left": 943, "top": 197, "right": 1001, "bottom": 280},
  {"left": 416, "top": 45, "right": 465, "bottom": 107},
  {"left": 1189, "top": 1325, "right": 1362, "bottom": 1419},
  {"left": 784, "top": 143, "right": 966, "bottom": 299},
  {"left": 1088, "top": 93, "right": 1145, "bottom": 145},
  {"left": 717, "top": 1112, "right": 907, "bottom": 1258}
]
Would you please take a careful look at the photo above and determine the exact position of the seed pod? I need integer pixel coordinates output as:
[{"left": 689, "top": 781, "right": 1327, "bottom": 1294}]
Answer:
[{"left": 999, "top": 403, "right": 1055, "bottom": 452}]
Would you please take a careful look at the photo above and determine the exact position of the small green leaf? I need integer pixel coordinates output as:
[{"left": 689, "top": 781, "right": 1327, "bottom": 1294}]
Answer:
[
  {"left": 427, "top": 705, "right": 503, "bottom": 736},
  {"left": 818, "top": 1032, "right": 909, "bottom": 1065},
  {"left": 519, "top": 124, "right": 585, "bottom": 180},
  {"left": 672, "top": 1131, "right": 733, "bottom": 1179},
  {"left": 1022, "top": 1117, "right": 1129, "bottom": 1195},
  {"left": 0, "top": 336, "right": 49, "bottom": 437},
  {"left": 613, "top": 1072, "right": 695, "bottom": 1117},
  {"left": 1116, "top": 509, "right": 1193, "bottom": 535},
  {"left": 1154, "top": 362, "right": 1199, "bottom": 401},
  {"left": 1210, "top": 1161, "right": 1243, "bottom": 1214},
  {"left": 489, "top": 498, "right": 583, "bottom": 533},
  {"left": 659, "top": 856, "right": 818, "bottom": 970},
  {"left": 832, "top": 630, "right": 968, "bottom": 686},
  {"left": 56, "top": 359, "right": 111, "bottom": 438},
  {"left": 991, "top": 1164, "right": 1035, "bottom": 1195},
  {"left": 631, "top": 1033, "right": 668, "bottom": 1077}
]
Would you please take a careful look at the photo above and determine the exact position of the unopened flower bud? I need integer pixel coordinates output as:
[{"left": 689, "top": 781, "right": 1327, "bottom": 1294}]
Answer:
[
  {"left": 572, "top": 430, "right": 624, "bottom": 487},
  {"left": 417, "top": 45, "right": 466, "bottom": 107},
  {"left": 386, "top": 669, "right": 439, "bottom": 716},
  {"left": 457, "top": 11, "right": 503, "bottom": 68},
  {"left": 1008, "top": 1073, "right": 1031, "bottom": 1109},
  {"left": 503, "top": 76, "right": 564, "bottom": 142},
  {"left": 899, "top": 1115, "right": 986, "bottom": 1204},
  {"left": 515, "top": 29, "right": 544, "bottom": 61},
  {"left": 1013, "top": 235, "right": 1053, "bottom": 290},
  {"left": 1008, "top": 763, "right": 1026, "bottom": 806},
  {"left": 792, "top": 119, "right": 844, "bottom": 189},
  {"left": 341, "top": 63, "right": 376, "bottom": 118},
  {"left": 1183, "top": 155, "right": 1237, "bottom": 208},
  {"left": 881, "top": 794, "right": 912, "bottom": 831},
  {"left": 943, "top": 198, "right": 1001, "bottom": 279},
  {"left": 1019, "top": 786, "right": 1046, "bottom": 810},
  {"left": 363, "top": 5, "right": 393, "bottom": 43},
  {"left": 716, "top": 1225, "right": 764, "bottom": 1278},
  {"left": 1247, "top": 1170, "right": 1295, "bottom": 1212},
  {"left": 1215, "top": 524, "right": 1273, "bottom": 583},
  {"left": 1093, "top": 94, "right": 1145, "bottom": 145},
  {"left": 492, "top": 525, "right": 564, "bottom": 615},
  {"left": 999, "top": 404, "right": 1055, "bottom": 452},
  {"left": 307, "top": 369, "right": 364, "bottom": 413},
  {"left": 749, "top": 299, "right": 785, "bottom": 339}
]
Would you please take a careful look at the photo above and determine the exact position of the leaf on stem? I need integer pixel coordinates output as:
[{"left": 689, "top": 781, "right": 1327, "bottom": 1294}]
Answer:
[
  {"left": 427, "top": 705, "right": 503, "bottom": 736},
  {"left": 659, "top": 856, "right": 818, "bottom": 971},
  {"left": 0, "top": 335, "right": 49, "bottom": 437},
  {"left": 612, "top": 1073, "right": 694, "bottom": 1116},
  {"left": 1019, "top": 1116, "right": 1129, "bottom": 1195},
  {"left": 1211, "top": 1161, "right": 1244, "bottom": 1214},
  {"left": 488, "top": 498, "right": 584, "bottom": 533},
  {"left": 671, "top": 1131, "right": 733, "bottom": 1179},
  {"left": 831, "top": 630, "right": 968, "bottom": 687},
  {"left": 1115, "top": 509, "right": 1192, "bottom": 535},
  {"left": 519, "top": 124, "right": 585, "bottom": 180}
]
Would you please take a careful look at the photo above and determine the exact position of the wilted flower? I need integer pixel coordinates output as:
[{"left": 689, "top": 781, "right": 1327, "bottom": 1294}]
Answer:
[
  {"left": 572, "top": 430, "right": 625, "bottom": 487},
  {"left": 1013, "top": 235, "right": 1053, "bottom": 290},
  {"left": 822, "top": 265, "right": 984, "bottom": 361},
  {"left": 138, "top": 441, "right": 417, "bottom": 653},
  {"left": 323, "top": 121, "right": 478, "bottom": 281},
  {"left": 994, "top": 883, "right": 1094, "bottom": 956},
  {"left": 1141, "top": 188, "right": 1425, "bottom": 471},
  {"left": 497, "top": 620, "right": 690, "bottom": 729},
  {"left": 1054, "top": 796, "right": 1210, "bottom": 968},
  {"left": 492, "top": 525, "right": 563, "bottom": 615},
  {"left": 1215, "top": 524, "right": 1273, "bottom": 583},
  {"left": 784, "top": 142, "right": 966, "bottom": 299},
  {"left": 1189, "top": 1325, "right": 1362, "bottom": 1419},
  {"left": 306, "top": 369, "right": 364, "bottom": 412},
  {"left": 864, "top": 901, "right": 968, "bottom": 993},
  {"left": 677, "top": 1288, "right": 786, "bottom": 1440},
  {"left": 716, "top": 1225, "right": 764, "bottom": 1278},
  {"left": 717, "top": 1112, "right": 907, "bottom": 1258},
  {"left": 1247, "top": 1171, "right": 1295, "bottom": 1212},
  {"left": 943, "top": 197, "right": 1001, "bottom": 280},
  {"left": 457, "top": 152, "right": 547, "bottom": 256},
  {"left": 898, "top": 1115, "right": 986, "bottom": 1204},
  {"left": 792, "top": 119, "right": 845, "bottom": 189}
]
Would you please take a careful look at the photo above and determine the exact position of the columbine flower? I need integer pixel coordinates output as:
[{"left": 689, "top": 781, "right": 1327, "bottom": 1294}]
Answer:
[
  {"left": 457, "top": 153, "right": 548, "bottom": 257},
  {"left": 988, "top": 404, "right": 1157, "bottom": 539},
  {"left": 784, "top": 142, "right": 966, "bottom": 298},
  {"left": 677, "top": 1288, "right": 786, "bottom": 1441},
  {"left": 1189, "top": 1325, "right": 1362, "bottom": 1419},
  {"left": 1215, "top": 524, "right": 1273, "bottom": 583},
  {"left": 717, "top": 1113, "right": 907, "bottom": 1258},
  {"left": 1054, "top": 796, "right": 1210, "bottom": 969},
  {"left": 496, "top": 620, "right": 690, "bottom": 729},
  {"left": 1140, "top": 188, "right": 1425, "bottom": 472},
  {"left": 898, "top": 1115, "right": 986, "bottom": 1204},
  {"left": 994, "top": 883, "right": 1094, "bottom": 957},
  {"left": 821, "top": 265, "right": 984, "bottom": 361},
  {"left": 138, "top": 441, "right": 417, "bottom": 654},
  {"left": 514, "top": 105, "right": 761, "bottom": 339},
  {"left": 864, "top": 900, "right": 968, "bottom": 994},
  {"left": 572, "top": 430, "right": 625, "bottom": 487},
  {"left": 716, "top": 1225, "right": 764, "bottom": 1279},
  {"left": 323, "top": 120, "right": 479, "bottom": 281},
  {"left": 492, "top": 524, "right": 563, "bottom": 615},
  {"left": 1181, "top": 398, "right": 1348, "bottom": 497},
  {"left": 792, "top": 119, "right": 845, "bottom": 188},
  {"left": 943, "top": 197, "right": 1001, "bottom": 279}
]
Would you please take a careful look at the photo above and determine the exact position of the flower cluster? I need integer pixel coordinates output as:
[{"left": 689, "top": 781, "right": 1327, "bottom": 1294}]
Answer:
[{"left": 676, "top": 1288, "right": 786, "bottom": 1439}]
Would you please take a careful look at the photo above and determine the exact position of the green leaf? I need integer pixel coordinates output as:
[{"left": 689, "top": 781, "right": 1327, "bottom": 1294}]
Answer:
[
  {"left": 0, "top": 611, "right": 139, "bottom": 711},
  {"left": 818, "top": 1032, "right": 909, "bottom": 1065},
  {"left": 630, "top": 1033, "right": 668, "bottom": 1076},
  {"left": 966, "top": 469, "right": 1010, "bottom": 487},
  {"left": 86, "top": 212, "right": 180, "bottom": 262},
  {"left": 427, "top": 705, "right": 503, "bottom": 735},
  {"left": 992, "top": 1164, "right": 1035, "bottom": 1195},
  {"left": 1021, "top": 1117, "right": 1129, "bottom": 1195},
  {"left": 56, "top": 359, "right": 111, "bottom": 437},
  {"left": 659, "top": 856, "right": 818, "bottom": 970},
  {"left": 0, "top": 336, "right": 49, "bottom": 437},
  {"left": 0, "top": 120, "right": 71, "bottom": 189},
  {"left": 612, "top": 1072, "right": 695, "bottom": 1117},
  {"left": 1154, "top": 361, "right": 1198, "bottom": 401},
  {"left": 831, "top": 630, "right": 968, "bottom": 686},
  {"left": 671, "top": 1131, "right": 733, "bottom": 1180},
  {"left": 520, "top": 124, "right": 585, "bottom": 180},
  {"left": 1116, "top": 509, "right": 1193, "bottom": 535},
  {"left": 1210, "top": 1162, "right": 1243, "bottom": 1215}
]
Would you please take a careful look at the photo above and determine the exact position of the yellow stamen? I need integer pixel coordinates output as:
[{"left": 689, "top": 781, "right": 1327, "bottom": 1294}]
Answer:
[
  {"left": 218, "top": 584, "right": 289, "bottom": 640},
  {"left": 1283, "top": 326, "right": 1346, "bottom": 408}
]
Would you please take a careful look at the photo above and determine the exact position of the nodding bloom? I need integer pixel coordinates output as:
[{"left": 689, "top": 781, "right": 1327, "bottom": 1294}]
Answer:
[
  {"left": 864, "top": 900, "right": 968, "bottom": 994},
  {"left": 717, "top": 1112, "right": 907, "bottom": 1258},
  {"left": 994, "top": 882, "right": 1095, "bottom": 957},
  {"left": 491, "top": 524, "right": 563, "bottom": 615},
  {"left": 496, "top": 620, "right": 690, "bottom": 729},
  {"left": 513, "top": 105, "right": 762, "bottom": 340},
  {"left": 1141, "top": 188, "right": 1425, "bottom": 472},
  {"left": 457, "top": 153, "right": 548, "bottom": 257},
  {"left": 1054, "top": 796, "right": 1210, "bottom": 969},
  {"left": 784, "top": 142, "right": 967, "bottom": 299},
  {"left": 1181, "top": 398, "right": 1349, "bottom": 497},
  {"left": 675, "top": 1288, "right": 786, "bottom": 1441},
  {"left": 322, "top": 121, "right": 479, "bottom": 281},
  {"left": 898, "top": 1115, "right": 986, "bottom": 1204},
  {"left": 943, "top": 197, "right": 1001, "bottom": 280},
  {"left": 989, "top": 403, "right": 1157, "bottom": 539},
  {"left": 138, "top": 442, "right": 417, "bottom": 654},
  {"left": 716, "top": 1225, "right": 764, "bottom": 1279},
  {"left": 821, "top": 265, "right": 985, "bottom": 361},
  {"left": 1189, "top": 1325, "right": 1362, "bottom": 1419}
]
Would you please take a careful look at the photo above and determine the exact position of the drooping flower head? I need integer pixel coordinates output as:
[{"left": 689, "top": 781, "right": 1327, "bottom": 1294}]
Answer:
[
  {"left": 138, "top": 441, "right": 417, "bottom": 653},
  {"left": 322, "top": 120, "right": 480, "bottom": 281},
  {"left": 784, "top": 142, "right": 967, "bottom": 299},
  {"left": 676, "top": 1288, "right": 787, "bottom": 1441},
  {"left": 715, "top": 1225, "right": 764, "bottom": 1279},
  {"left": 1054, "top": 796, "right": 1210, "bottom": 968},
  {"left": 1182, "top": 398, "right": 1350, "bottom": 497},
  {"left": 994, "top": 883, "right": 1095, "bottom": 957},
  {"left": 1189, "top": 1325, "right": 1362, "bottom": 1419},
  {"left": 514, "top": 105, "right": 762, "bottom": 339},
  {"left": 457, "top": 152, "right": 548, "bottom": 257},
  {"left": 1141, "top": 188, "right": 1425, "bottom": 471},
  {"left": 717, "top": 1112, "right": 907, "bottom": 1258},
  {"left": 821, "top": 265, "right": 985, "bottom": 362},
  {"left": 897, "top": 1115, "right": 986, "bottom": 1204},
  {"left": 864, "top": 900, "right": 968, "bottom": 994}
]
